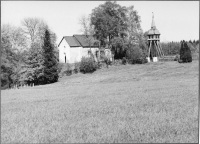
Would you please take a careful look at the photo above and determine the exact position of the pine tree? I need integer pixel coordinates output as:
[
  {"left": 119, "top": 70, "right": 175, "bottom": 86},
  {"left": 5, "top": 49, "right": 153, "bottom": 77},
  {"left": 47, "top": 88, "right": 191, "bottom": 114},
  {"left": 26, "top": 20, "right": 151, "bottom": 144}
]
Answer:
[
  {"left": 179, "top": 40, "right": 192, "bottom": 63},
  {"left": 23, "top": 42, "right": 44, "bottom": 85},
  {"left": 42, "top": 29, "right": 59, "bottom": 84}
]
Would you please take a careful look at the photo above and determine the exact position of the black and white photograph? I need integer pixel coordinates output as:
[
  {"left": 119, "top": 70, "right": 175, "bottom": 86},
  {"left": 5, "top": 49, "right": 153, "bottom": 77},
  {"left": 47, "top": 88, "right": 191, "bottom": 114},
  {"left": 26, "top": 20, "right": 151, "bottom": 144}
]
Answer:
[{"left": 1, "top": 1, "right": 199, "bottom": 143}]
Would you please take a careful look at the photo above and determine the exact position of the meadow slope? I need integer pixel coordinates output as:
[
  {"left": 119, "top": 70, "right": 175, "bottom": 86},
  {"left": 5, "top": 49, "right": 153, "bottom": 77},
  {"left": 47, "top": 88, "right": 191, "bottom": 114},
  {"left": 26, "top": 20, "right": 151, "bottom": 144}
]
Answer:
[{"left": 1, "top": 61, "right": 199, "bottom": 143}]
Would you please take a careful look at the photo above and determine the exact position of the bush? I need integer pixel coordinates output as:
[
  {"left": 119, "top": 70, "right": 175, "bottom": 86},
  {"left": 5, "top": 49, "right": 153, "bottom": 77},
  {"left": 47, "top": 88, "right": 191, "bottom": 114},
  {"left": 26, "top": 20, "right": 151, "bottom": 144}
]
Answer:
[
  {"left": 60, "top": 63, "right": 72, "bottom": 76},
  {"left": 122, "top": 57, "right": 127, "bottom": 65},
  {"left": 112, "top": 59, "right": 122, "bottom": 66},
  {"left": 179, "top": 41, "right": 192, "bottom": 63},
  {"left": 174, "top": 55, "right": 180, "bottom": 61},
  {"left": 63, "top": 69, "right": 72, "bottom": 76},
  {"left": 79, "top": 57, "right": 97, "bottom": 73},
  {"left": 58, "top": 63, "right": 63, "bottom": 73},
  {"left": 74, "top": 62, "right": 80, "bottom": 74},
  {"left": 100, "top": 54, "right": 112, "bottom": 68},
  {"left": 126, "top": 45, "right": 147, "bottom": 64}
]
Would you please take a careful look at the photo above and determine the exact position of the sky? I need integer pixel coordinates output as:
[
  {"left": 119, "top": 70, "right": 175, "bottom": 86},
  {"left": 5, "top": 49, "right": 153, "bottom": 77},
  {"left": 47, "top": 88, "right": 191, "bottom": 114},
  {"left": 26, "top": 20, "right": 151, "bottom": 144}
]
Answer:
[{"left": 1, "top": 1, "right": 199, "bottom": 44}]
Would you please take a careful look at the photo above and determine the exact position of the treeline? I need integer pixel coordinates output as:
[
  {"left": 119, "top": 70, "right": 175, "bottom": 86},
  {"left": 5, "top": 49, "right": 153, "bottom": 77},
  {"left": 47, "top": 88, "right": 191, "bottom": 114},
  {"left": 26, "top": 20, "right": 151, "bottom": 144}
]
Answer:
[
  {"left": 1, "top": 18, "right": 59, "bottom": 89},
  {"left": 161, "top": 40, "right": 199, "bottom": 56}
]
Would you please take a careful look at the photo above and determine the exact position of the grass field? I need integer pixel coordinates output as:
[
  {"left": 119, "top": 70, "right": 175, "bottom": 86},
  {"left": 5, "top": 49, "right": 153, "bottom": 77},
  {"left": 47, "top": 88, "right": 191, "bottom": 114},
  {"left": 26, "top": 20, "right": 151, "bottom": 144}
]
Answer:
[{"left": 1, "top": 60, "right": 199, "bottom": 143}]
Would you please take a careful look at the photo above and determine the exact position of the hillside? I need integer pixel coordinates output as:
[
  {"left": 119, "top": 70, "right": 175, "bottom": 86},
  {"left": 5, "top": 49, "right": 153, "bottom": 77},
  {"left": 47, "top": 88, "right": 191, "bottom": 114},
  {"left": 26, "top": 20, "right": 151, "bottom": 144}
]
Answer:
[{"left": 1, "top": 60, "right": 198, "bottom": 143}]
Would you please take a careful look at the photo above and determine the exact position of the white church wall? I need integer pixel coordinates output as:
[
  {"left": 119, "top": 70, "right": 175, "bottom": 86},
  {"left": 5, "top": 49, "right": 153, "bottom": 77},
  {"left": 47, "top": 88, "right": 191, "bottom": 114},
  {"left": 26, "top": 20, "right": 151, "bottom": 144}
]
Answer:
[
  {"left": 70, "top": 47, "right": 82, "bottom": 63},
  {"left": 59, "top": 39, "right": 70, "bottom": 63}
]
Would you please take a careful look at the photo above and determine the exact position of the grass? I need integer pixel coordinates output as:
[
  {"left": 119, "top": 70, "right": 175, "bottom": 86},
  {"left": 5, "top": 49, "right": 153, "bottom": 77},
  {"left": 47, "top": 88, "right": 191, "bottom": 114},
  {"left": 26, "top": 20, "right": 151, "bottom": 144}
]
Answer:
[{"left": 1, "top": 60, "right": 198, "bottom": 143}]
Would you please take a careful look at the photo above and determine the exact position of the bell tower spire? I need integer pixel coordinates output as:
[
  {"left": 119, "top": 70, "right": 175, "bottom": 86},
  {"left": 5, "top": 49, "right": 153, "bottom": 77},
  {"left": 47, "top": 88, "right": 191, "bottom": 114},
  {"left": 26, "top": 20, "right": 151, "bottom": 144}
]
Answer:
[{"left": 151, "top": 12, "right": 156, "bottom": 29}]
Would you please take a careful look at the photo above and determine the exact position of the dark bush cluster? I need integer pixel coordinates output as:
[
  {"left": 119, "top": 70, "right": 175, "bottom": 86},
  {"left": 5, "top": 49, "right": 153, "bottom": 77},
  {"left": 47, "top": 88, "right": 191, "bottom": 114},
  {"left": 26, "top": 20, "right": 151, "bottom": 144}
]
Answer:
[
  {"left": 63, "top": 69, "right": 72, "bottom": 76},
  {"left": 79, "top": 57, "right": 98, "bottom": 73},
  {"left": 126, "top": 45, "right": 147, "bottom": 64},
  {"left": 122, "top": 57, "right": 127, "bottom": 65},
  {"left": 179, "top": 41, "right": 192, "bottom": 63}
]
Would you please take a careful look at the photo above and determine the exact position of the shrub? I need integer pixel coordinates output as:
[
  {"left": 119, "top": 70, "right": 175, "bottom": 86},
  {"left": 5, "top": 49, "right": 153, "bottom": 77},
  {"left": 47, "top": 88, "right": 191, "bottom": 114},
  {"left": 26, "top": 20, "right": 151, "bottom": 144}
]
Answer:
[
  {"left": 179, "top": 41, "right": 192, "bottom": 63},
  {"left": 112, "top": 59, "right": 122, "bottom": 66},
  {"left": 79, "top": 57, "right": 97, "bottom": 73},
  {"left": 74, "top": 62, "right": 80, "bottom": 74},
  {"left": 101, "top": 54, "right": 112, "bottom": 68},
  {"left": 126, "top": 45, "right": 147, "bottom": 64},
  {"left": 63, "top": 69, "right": 72, "bottom": 76},
  {"left": 58, "top": 63, "right": 63, "bottom": 73},
  {"left": 96, "top": 61, "right": 102, "bottom": 69},
  {"left": 174, "top": 55, "right": 180, "bottom": 61},
  {"left": 60, "top": 63, "right": 72, "bottom": 76},
  {"left": 122, "top": 57, "right": 127, "bottom": 65}
]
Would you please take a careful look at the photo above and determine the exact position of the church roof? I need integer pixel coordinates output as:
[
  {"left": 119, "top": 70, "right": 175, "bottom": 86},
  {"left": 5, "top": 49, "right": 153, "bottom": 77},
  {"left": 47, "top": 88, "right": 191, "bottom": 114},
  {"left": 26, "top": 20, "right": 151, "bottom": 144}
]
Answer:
[
  {"left": 64, "top": 36, "right": 81, "bottom": 47},
  {"left": 73, "top": 35, "right": 99, "bottom": 47},
  {"left": 58, "top": 35, "right": 100, "bottom": 47}
]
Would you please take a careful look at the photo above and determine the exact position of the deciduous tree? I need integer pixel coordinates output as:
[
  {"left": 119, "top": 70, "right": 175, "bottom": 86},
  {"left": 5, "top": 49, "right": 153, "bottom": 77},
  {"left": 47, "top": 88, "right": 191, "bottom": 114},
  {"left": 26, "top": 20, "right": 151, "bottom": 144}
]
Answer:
[{"left": 90, "top": 1, "right": 128, "bottom": 46}]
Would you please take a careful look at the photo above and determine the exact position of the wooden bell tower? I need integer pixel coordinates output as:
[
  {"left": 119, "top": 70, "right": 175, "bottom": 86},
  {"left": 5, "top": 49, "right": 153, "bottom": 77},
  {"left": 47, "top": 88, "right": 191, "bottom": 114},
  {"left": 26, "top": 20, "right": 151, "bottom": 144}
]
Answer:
[{"left": 147, "top": 12, "right": 164, "bottom": 62}]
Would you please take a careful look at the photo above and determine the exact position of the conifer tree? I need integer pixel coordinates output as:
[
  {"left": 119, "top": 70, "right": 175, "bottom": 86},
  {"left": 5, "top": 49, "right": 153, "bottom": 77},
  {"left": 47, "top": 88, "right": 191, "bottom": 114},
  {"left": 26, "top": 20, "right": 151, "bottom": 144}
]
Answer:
[
  {"left": 42, "top": 29, "right": 59, "bottom": 84},
  {"left": 179, "top": 40, "right": 192, "bottom": 63},
  {"left": 23, "top": 42, "right": 44, "bottom": 85}
]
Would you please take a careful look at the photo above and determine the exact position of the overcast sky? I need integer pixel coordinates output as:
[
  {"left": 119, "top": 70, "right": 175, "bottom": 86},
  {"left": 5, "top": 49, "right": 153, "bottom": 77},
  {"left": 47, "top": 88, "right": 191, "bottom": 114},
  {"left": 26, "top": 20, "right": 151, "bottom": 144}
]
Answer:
[{"left": 1, "top": 1, "right": 199, "bottom": 44}]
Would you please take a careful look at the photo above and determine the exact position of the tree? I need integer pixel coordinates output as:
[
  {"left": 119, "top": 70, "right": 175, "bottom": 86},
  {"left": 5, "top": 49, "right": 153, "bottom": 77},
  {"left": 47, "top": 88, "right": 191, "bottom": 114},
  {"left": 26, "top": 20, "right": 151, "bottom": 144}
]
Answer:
[
  {"left": 1, "top": 32, "right": 13, "bottom": 89},
  {"left": 22, "top": 42, "right": 44, "bottom": 85},
  {"left": 79, "top": 14, "right": 94, "bottom": 35},
  {"left": 21, "top": 18, "right": 48, "bottom": 47},
  {"left": 179, "top": 40, "right": 192, "bottom": 63},
  {"left": 21, "top": 18, "right": 58, "bottom": 85},
  {"left": 110, "top": 37, "right": 127, "bottom": 59},
  {"left": 1, "top": 24, "right": 28, "bottom": 89},
  {"left": 42, "top": 29, "right": 59, "bottom": 84},
  {"left": 90, "top": 1, "right": 128, "bottom": 46},
  {"left": 126, "top": 6, "right": 143, "bottom": 45}
]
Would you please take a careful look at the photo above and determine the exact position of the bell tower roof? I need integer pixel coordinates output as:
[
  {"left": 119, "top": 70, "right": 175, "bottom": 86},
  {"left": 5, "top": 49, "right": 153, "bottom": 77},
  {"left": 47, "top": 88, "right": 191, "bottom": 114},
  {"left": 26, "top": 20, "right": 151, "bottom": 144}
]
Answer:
[
  {"left": 148, "top": 12, "right": 160, "bottom": 35},
  {"left": 151, "top": 12, "right": 156, "bottom": 29}
]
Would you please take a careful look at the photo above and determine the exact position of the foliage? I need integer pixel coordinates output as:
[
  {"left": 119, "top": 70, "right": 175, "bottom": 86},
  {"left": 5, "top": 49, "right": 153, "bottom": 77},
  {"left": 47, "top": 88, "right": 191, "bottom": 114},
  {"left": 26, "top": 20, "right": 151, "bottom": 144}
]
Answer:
[
  {"left": 78, "top": 14, "right": 94, "bottom": 35},
  {"left": 63, "top": 69, "right": 72, "bottom": 76},
  {"left": 79, "top": 57, "right": 97, "bottom": 73},
  {"left": 74, "top": 62, "right": 80, "bottom": 74},
  {"left": 89, "top": 2, "right": 144, "bottom": 61},
  {"left": 21, "top": 18, "right": 47, "bottom": 46},
  {"left": 126, "top": 6, "right": 143, "bottom": 45},
  {"left": 59, "top": 63, "right": 72, "bottom": 77},
  {"left": 42, "top": 29, "right": 59, "bottom": 84},
  {"left": 63, "top": 63, "right": 72, "bottom": 76},
  {"left": 111, "top": 37, "right": 127, "bottom": 59},
  {"left": 23, "top": 42, "right": 44, "bottom": 85},
  {"left": 160, "top": 40, "right": 199, "bottom": 56},
  {"left": 1, "top": 19, "right": 58, "bottom": 88},
  {"left": 1, "top": 24, "right": 26, "bottom": 89},
  {"left": 126, "top": 45, "right": 147, "bottom": 64},
  {"left": 161, "top": 42, "right": 181, "bottom": 56},
  {"left": 179, "top": 41, "right": 192, "bottom": 63},
  {"left": 90, "top": 1, "right": 128, "bottom": 46},
  {"left": 174, "top": 55, "right": 180, "bottom": 61},
  {"left": 122, "top": 57, "right": 127, "bottom": 65},
  {"left": 100, "top": 54, "right": 112, "bottom": 68}
]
